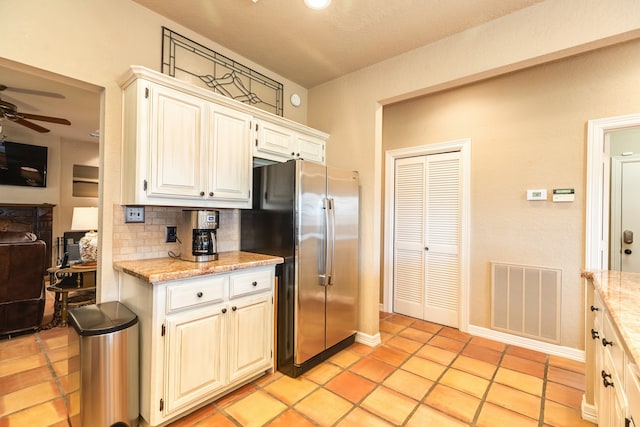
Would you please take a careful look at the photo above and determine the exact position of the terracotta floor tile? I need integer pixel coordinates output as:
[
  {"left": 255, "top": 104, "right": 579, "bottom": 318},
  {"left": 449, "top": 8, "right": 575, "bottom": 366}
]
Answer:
[
  {"left": 51, "top": 355, "right": 79, "bottom": 378},
  {"left": 0, "top": 365, "right": 53, "bottom": 395},
  {"left": 58, "top": 371, "right": 79, "bottom": 394},
  {"left": 44, "top": 344, "right": 78, "bottom": 363},
  {"left": 469, "top": 336, "right": 507, "bottom": 353},
  {"left": 214, "top": 383, "right": 258, "bottom": 408},
  {"left": 0, "top": 380, "right": 60, "bottom": 417},
  {"left": 192, "top": 412, "right": 237, "bottom": 427},
  {"left": 386, "top": 336, "right": 422, "bottom": 354},
  {"left": 264, "top": 374, "right": 318, "bottom": 405},
  {"left": 462, "top": 343, "right": 502, "bottom": 365},
  {"left": 325, "top": 371, "right": 377, "bottom": 403},
  {"left": 415, "top": 344, "right": 457, "bottom": 366},
  {"left": 379, "top": 331, "right": 393, "bottom": 343},
  {"left": 429, "top": 335, "right": 466, "bottom": 353},
  {"left": 167, "top": 403, "right": 217, "bottom": 426},
  {"left": 494, "top": 367, "right": 543, "bottom": 396},
  {"left": 252, "top": 370, "right": 283, "bottom": 387},
  {"left": 349, "top": 357, "right": 395, "bottom": 382},
  {"left": 0, "top": 353, "right": 47, "bottom": 378},
  {"left": 476, "top": 402, "right": 539, "bottom": 427},
  {"left": 225, "top": 390, "right": 287, "bottom": 427},
  {"left": 501, "top": 354, "right": 545, "bottom": 378},
  {"left": 543, "top": 400, "right": 596, "bottom": 427},
  {"left": 361, "top": 386, "right": 418, "bottom": 426},
  {"left": 424, "top": 384, "right": 481, "bottom": 423},
  {"left": 402, "top": 355, "right": 447, "bottom": 381},
  {"left": 505, "top": 345, "right": 547, "bottom": 364},
  {"left": 335, "top": 407, "right": 394, "bottom": 427},
  {"left": 545, "top": 381, "right": 584, "bottom": 409},
  {"left": 451, "top": 355, "right": 497, "bottom": 380},
  {"left": 398, "top": 327, "right": 434, "bottom": 343},
  {"left": 383, "top": 369, "right": 434, "bottom": 401},
  {"left": 328, "top": 349, "right": 361, "bottom": 368},
  {"left": 386, "top": 314, "right": 416, "bottom": 327},
  {"left": 295, "top": 388, "right": 353, "bottom": 426},
  {"left": 485, "top": 382, "right": 541, "bottom": 419},
  {"left": 379, "top": 320, "right": 405, "bottom": 334},
  {"left": 349, "top": 342, "right": 373, "bottom": 356},
  {"left": 0, "top": 335, "right": 40, "bottom": 360},
  {"left": 439, "top": 368, "right": 490, "bottom": 398},
  {"left": 266, "top": 409, "right": 318, "bottom": 427},
  {"left": 406, "top": 404, "right": 469, "bottom": 427},
  {"left": 547, "top": 366, "right": 586, "bottom": 391},
  {"left": 369, "top": 345, "right": 411, "bottom": 367},
  {"left": 437, "top": 327, "right": 471, "bottom": 343},
  {"left": 303, "top": 362, "right": 342, "bottom": 384},
  {"left": 410, "top": 320, "right": 443, "bottom": 334},
  {"left": 548, "top": 355, "right": 585, "bottom": 374},
  {"left": 0, "top": 397, "right": 68, "bottom": 427}
]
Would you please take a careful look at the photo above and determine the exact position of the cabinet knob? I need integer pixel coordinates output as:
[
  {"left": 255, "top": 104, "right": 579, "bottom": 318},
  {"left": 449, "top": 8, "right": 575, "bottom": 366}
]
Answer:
[
  {"left": 602, "top": 338, "right": 614, "bottom": 347},
  {"left": 590, "top": 305, "right": 599, "bottom": 311},
  {"left": 222, "top": 308, "right": 227, "bottom": 314},
  {"left": 197, "top": 292, "right": 203, "bottom": 298},
  {"left": 232, "top": 306, "right": 237, "bottom": 311},
  {"left": 603, "top": 377, "right": 615, "bottom": 388},
  {"left": 209, "top": 192, "right": 214, "bottom": 197},
  {"left": 296, "top": 153, "right": 300, "bottom": 157},
  {"left": 601, "top": 370, "right": 612, "bottom": 380},
  {"left": 591, "top": 329, "right": 600, "bottom": 340},
  {"left": 199, "top": 191, "right": 205, "bottom": 196},
  {"left": 291, "top": 152, "right": 295, "bottom": 156},
  {"left": 252, "top": 281, "right": 258, "bottom": 287}
]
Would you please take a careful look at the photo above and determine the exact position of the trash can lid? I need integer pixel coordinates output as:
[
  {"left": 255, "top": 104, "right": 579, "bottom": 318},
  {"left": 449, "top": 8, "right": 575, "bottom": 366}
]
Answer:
[{"left": 68, "top": 301, "right": 138, "bottom": 336}]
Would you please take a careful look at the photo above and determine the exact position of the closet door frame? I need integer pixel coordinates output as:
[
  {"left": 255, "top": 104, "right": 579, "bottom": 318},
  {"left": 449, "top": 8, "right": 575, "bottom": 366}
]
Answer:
[{"left": 383, "top": 139, "right": 471, "bottom": 331}]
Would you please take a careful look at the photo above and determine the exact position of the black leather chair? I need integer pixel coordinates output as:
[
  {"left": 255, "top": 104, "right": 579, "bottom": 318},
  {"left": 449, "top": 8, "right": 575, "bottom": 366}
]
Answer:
[{"left": 0, "top": 231, "right": 46, "bottom": 335}]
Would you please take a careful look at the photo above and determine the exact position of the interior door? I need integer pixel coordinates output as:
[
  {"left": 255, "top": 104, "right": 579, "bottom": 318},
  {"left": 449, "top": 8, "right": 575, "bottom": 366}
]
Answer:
[
  {"left": 611, "top": 155, "right": 640, "bottom": 272},
  {"left": 393, "top": 152, "right": 461, "bottom": 327}
]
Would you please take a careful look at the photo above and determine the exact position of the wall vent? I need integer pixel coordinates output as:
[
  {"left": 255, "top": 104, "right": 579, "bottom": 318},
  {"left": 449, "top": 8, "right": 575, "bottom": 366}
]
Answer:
[{"left": 491, "top": 262, "right": 561, "bottom": 344}]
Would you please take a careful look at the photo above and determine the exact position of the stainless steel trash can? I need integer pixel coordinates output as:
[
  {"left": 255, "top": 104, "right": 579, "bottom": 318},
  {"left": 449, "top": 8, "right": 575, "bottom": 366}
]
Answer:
[{"left": 68, "top": 301, "right": 139, "bottom": 427}]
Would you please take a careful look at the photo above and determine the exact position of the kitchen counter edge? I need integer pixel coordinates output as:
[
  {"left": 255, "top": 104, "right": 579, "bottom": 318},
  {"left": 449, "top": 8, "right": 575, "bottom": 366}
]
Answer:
[
  {"left": 114, "top": 251, "right": 284, "bottom": 284},
  {"left": 583, "top": 270, "right": 640, "bottom": 368}
]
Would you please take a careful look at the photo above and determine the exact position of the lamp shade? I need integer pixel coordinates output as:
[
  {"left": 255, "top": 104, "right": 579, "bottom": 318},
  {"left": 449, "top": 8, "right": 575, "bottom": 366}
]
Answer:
[{"left": 71, "top": 207, "right": 98, "bottom": 231}]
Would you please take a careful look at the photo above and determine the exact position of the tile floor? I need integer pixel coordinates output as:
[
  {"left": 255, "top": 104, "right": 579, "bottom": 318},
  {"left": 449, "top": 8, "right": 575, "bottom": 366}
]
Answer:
[{"left": 0, "top": 312, "right": 596, "bottom": 427}]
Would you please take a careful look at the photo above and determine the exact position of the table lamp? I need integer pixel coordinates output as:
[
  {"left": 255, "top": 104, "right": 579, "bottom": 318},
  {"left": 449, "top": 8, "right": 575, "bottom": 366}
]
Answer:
[{"left": 71, "top": 207, "right": 98, "bottom": 264}]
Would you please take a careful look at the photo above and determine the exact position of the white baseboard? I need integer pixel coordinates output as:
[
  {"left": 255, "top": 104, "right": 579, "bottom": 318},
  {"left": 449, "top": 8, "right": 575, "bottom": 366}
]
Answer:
[
  {"left": 581, "top": 394, "right": 598, "bottom": 423},
  {"left": 356, "top": 330, "right": 381, "bottom": 347},
  {"left": 467, "top": 325, "right": 585, "bottom": 362}
]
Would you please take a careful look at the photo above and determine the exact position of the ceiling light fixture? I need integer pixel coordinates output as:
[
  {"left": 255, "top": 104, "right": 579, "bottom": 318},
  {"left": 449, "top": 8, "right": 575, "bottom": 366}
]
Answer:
[{"left": 304, "top": 0, "right": 331, "bottom": 10}]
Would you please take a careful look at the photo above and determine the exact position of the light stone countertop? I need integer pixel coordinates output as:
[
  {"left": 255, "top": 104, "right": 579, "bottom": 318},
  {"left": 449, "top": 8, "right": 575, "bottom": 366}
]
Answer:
[
  {"left": 113, "top": 251, "right": 284, "bottom": 284},
  {"left": 584, "top": 270, "right": 640, "bottom": 368}
]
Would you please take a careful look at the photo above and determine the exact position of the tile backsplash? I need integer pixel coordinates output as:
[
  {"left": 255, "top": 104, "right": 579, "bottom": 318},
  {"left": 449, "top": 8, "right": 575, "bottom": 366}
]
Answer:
[{"left": 112, "top": 205, "right": 240, "bottom": 261}]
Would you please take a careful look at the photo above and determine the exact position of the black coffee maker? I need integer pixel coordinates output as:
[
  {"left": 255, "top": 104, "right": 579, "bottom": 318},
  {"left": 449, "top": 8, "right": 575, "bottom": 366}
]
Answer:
[{"left": 179, "top": 210, "right": 219, "bottom": 262}]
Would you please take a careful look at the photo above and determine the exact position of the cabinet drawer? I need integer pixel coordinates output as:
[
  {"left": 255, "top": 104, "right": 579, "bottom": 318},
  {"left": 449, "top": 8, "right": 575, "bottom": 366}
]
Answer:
[
  {"left": 167, "top": 275, "right": 227, "bottom": 313},
  {"left": 229, "top": 268, "right": 272, "bottom": 298}
]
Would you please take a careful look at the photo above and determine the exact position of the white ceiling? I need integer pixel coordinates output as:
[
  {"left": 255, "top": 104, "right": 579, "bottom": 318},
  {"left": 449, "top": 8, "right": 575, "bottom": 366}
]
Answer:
[
  {"left": 133, "top": 0, "right": 543, "bottom": 88},
  {"left": 1, "top": 0, "right": 542, "bottom": 144}
]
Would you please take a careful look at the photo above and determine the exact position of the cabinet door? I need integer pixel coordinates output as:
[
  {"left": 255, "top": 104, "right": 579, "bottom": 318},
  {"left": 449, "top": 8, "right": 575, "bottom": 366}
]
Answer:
[
  {"left": 208, "top": 105, "right": 252, "bottom": 202},
  {"left": 165, "top": 304, "right": 227, "bottom": 415},
  {"left": 296, "top": 133, "right": 325, "bottom": 164},
  {"left": 599, "top": 350, "right": 628, "bottom": 427},
  {"left": 256, "top": 120, "right": 296, "bottom": 159},
  {"left": 228, "top": 294, "right": 272, "bottom": 383},
  {"left": 149, "top": 84, "right": 207, "bottom": 199}
]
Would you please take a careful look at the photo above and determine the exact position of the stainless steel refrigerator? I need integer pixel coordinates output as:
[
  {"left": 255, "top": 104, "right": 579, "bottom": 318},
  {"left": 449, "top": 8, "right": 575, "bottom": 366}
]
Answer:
[{"left": 241, "top": 159, "right": 359, "bottom": 377}]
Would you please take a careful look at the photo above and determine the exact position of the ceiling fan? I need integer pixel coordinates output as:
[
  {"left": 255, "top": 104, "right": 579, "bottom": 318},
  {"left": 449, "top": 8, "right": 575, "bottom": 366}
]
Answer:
[{"left": 0, "top": 84, "right": 71, "bottom": 133}]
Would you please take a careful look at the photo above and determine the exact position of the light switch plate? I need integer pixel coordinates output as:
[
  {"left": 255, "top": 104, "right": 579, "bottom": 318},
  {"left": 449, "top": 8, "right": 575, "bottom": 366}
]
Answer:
[
  {"left": 124, "top": 206, "right": 145, "bottom": 223},
  {"left": 527, "top": 189, "right": 547, "bottom": 201}
]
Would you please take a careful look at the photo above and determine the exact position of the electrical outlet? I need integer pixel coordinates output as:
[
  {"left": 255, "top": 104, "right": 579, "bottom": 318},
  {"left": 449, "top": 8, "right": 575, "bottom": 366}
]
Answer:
[
  {"left": 166, "top": 226, "right": 177, "bottom": 243},
  {"left": 124, "top": 206, "right": 145, "bottom": 223}
]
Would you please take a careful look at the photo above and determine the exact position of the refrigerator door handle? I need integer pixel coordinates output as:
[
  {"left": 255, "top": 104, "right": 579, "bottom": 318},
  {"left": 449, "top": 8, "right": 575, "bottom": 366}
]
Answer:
[
  {"left": 328, "top": 197, "right": 336, "bottom": 286},
  {"left": 319, "top": 197, "right": 331, "bottom": 286}
]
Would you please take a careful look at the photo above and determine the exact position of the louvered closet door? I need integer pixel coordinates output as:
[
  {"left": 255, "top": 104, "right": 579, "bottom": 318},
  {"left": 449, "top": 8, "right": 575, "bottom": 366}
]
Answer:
[{"left": 393, "top": 152, "right": 461, "bottom": 327}]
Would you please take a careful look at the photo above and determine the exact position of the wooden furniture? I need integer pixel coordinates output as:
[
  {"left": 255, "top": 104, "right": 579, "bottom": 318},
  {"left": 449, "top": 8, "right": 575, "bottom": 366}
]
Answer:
[
  {"left": 119, "top": 66, "right": 327, "bottom": 209},
  {"left": 0, "top": 204, "right": 54, "bottom": 268},
  {"left": 45, "top": 265, "right": 96, "bottom": 327}
]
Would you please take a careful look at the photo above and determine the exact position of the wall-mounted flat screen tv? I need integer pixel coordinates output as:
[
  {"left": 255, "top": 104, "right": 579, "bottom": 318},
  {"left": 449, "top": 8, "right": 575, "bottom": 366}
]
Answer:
[{"left": 0, "top": 140, "right": 48, "bottom": 187}]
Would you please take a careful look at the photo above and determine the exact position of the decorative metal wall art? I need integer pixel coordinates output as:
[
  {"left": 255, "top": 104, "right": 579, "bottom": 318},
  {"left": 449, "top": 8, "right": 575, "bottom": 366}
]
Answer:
[{"left": 161, "top": 27, "right": 283, "bottom": 116}]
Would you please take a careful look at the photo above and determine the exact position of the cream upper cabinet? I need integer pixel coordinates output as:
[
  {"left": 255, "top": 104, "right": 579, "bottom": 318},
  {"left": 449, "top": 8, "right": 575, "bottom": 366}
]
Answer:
[{"left": 254, "top": 119, "right": 326, "bottom": 164}]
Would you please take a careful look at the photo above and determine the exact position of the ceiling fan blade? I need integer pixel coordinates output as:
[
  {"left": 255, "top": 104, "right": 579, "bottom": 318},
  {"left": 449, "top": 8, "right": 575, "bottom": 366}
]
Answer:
[
  {"left": 20, "top": 112, "right": 71, "bottom": 125},
  {"left": 14, "top": 118, "right": 50, "bottom": 133},
  {"left": 0, "top": 84, "right": 65, "bottom": 99}
]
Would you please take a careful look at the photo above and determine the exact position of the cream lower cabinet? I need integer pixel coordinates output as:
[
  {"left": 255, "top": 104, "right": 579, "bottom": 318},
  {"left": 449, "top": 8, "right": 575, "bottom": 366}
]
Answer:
[
  {"left": 589, "top": 285, "right": 634, "bottom": 427},
  {"left": 119, "top": 266, "right": 274, "bottom": 427}
]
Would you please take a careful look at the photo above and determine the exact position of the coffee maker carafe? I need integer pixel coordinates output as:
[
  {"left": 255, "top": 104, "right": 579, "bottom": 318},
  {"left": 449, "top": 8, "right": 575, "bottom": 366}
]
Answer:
[{"left": 179, "top": 210, "right": 219, "bottom": 262}]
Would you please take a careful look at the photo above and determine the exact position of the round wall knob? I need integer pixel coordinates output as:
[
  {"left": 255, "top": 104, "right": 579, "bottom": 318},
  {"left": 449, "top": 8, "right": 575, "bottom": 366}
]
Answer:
[
  {"left": 221, "top": 308, "right": 227, "bottom": 314},
  {"left": 252, "top": 281, "right": 258, "bottom": 287},
  {"left": 199, "top": 191, "right": 205, "bottom": 196},
  {"left": 232, "top": 306, "right": 237, "bottom": 311},
  {"left": 197, "top": 292, "right": 203, "bottom": 298}
]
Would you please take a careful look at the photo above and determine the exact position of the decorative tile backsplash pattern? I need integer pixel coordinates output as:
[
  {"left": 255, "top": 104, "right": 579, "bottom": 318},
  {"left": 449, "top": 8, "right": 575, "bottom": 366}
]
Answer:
[{"left": 112, "top": 205, "right": 240, "bottom": 261}]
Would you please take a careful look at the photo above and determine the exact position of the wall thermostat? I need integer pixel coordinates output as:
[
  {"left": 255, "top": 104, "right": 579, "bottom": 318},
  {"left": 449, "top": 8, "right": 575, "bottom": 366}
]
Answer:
[
  {"left": 553, "top": 188, "right": 575, "bottom": 202},
  {"left": 527, "top": 189, "right": 547, "bottom": 201}
]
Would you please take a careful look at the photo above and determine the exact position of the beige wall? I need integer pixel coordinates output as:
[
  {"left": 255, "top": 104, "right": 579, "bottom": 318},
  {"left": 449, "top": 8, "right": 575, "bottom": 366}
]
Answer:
[
  {"left": 0, "top": 0, "right": 308, "bottom": 302},
  {"left": 383, "top": 39, "right": 640, "bottom": 349},
  {"left": 308, "top": 0, "right": 640, "bottom": 340}
]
